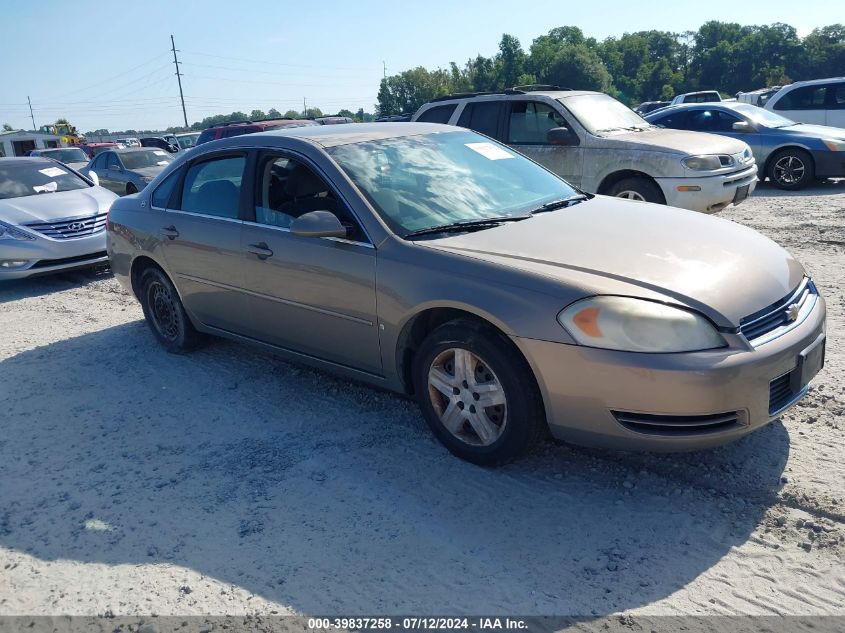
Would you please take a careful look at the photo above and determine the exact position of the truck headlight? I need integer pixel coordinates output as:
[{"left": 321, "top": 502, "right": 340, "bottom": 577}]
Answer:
[
  {"left": 557, "top": 296, "right": 726, "bottom": 353},
  {"left": 0, "top": 221, "right": 36, "bottom": 241},
  {"left": 682, "top": 154, "right": 734, "bottom": 171}
]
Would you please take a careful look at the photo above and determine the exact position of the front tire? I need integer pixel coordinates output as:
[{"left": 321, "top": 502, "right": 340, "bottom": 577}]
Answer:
[
  {"left": 413, "top": 320, "right": 546, "bottom": 466},
  {"left": 139, "top": 267, "right": 200, "bottom": 353},
  {"left": 768, "top": 148, "right": 814, "bottom": 190},
  {"left": 607, "top": 176, "right": 665, "bottom": 204}
]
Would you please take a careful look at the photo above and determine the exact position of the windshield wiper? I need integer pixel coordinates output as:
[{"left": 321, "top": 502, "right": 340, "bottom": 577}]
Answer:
[
  {"left": 405, "top": 216, "right": 530, "bottom": 239},
  {"left": 530, "top": 195, "right": 589, "bottom": 214}
]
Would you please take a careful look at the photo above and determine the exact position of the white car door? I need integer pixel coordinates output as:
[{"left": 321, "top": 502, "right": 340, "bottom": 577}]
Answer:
[
  {"left": 825, "top": 82, "right": 845, "bottom": 128},
  {"left": 771, "top": 85, "right": 827, "bottom": 125}
]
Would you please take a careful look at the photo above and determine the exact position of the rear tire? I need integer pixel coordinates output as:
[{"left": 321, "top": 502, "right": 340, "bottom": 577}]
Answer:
[
  {"left": 413, "top": 319, "right": 546, "bottom": 466},
  {"left": 139, "top": 267, "right": 200, "bottom": 353},
  {"left": 768, "top": 148, "right": 814, "bottom": 190},
  {"left": 607, "top": 176, "right": 665, "bottom": 204}
]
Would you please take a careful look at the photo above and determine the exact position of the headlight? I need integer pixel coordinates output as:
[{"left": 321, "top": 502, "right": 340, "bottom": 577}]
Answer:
[
  {"left": 822, "top": 139, "right": 845, "bottom": 152},
  {"left": 0, "top": 221, "right": 36, "bottom": 241},
  {"left": 682, "top": 154, "right": 734, "bottom": 171},
  {"left": 557, "top": 296, "right": 726, "bottom": 353},
  {"left": 141, "top": 176, "right": 154, "bottom": 183}
]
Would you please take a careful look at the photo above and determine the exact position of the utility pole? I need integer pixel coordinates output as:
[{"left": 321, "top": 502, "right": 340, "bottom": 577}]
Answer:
[
  {"left": 303, "top": 97, "right": 307, "bottom": 118},
  {"left": 383, "top": 61, "right": 387, "bottom": 79},
  {"left": 27, "top": 96, "right": 36, "bottom": 130},
  {"left": 171, "top": 35, "right": 188, "bottom": 128}
]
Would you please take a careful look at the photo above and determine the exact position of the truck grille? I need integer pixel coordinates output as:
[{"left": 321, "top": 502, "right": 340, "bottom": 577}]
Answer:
[
  {"left": 739, "top": 279, "right": 817, "bottom": 345},
  {"left": 24, "top": 213, "right": 107, "bottom": 240},
  {"left": 612, "top": 410, "right": 743, "bottom": 436}
]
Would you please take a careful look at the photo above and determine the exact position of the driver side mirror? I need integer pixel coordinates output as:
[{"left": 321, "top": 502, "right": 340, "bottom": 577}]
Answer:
[
  {"left": 732, "top": 121, "right": 752, "bottom": 132},
  {"left": 547, "top": 126, "right": 576, "bottom": 145},
  {"left": 88, "top": 171, "right": 100, "bottom": 187},
  {"left": 290, "top": 210, "right": 348, "bottom": 239}
]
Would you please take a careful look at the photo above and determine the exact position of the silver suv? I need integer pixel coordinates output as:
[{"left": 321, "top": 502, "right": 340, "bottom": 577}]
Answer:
[{"left": 413, "top": 88, "right": 757, "bottom": 213}]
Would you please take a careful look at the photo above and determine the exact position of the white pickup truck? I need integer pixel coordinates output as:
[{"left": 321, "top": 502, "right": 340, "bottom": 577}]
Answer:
[{"left": 412, "top": 88, "right": 757, "bottom": 213}]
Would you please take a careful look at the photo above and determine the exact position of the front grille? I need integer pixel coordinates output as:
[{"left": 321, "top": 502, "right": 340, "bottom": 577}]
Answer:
[
  {"left": 612, "top": 410, "right": 743, "bottom": 436},
  {"left": 740, "top": 279, "right": 816, "bottom": 344},
  {"left": 769, "top": 371, "right": 799, "bottom": 415},
  {"left": 29, "top": 251, "right": 108, "bottom": 269},
  {"left": 24, "top": 213, "right": 107, "bottom": 240}
]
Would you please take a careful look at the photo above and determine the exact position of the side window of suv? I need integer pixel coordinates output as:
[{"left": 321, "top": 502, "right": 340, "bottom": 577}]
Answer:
[
  {"left": 416, "top": 104, "right": 457, "bottom": 124},
  {"left": 775, "top": 85, "right": 827, "bottom": 110},
  {"left": 178, "top": 155, "right": 246, "bottom": 219},
  {"left": 457, "top": 101, "right": 502, "bottom": 139},
  {"left": 507, "top": 101, "right": 569, "bottom": 144},
  {"left": 254, "top": 154, "right": 366, "bottom": 243}
]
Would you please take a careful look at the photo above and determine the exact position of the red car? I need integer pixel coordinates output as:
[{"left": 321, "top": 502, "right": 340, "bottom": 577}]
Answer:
[
  {"left": 195, "top": 119, "right": 319, "bottom": 145},
  {"left": 80, "top": 142, "right": 118, "bottom": 159}
]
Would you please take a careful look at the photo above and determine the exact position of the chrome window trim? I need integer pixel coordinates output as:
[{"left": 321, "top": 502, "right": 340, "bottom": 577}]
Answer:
[{"left": 164, "top": 208, "right": 244, "bottom": 224}]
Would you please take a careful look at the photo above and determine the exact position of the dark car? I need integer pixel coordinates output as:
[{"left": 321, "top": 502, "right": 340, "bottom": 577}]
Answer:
[
  {"left": 140, "top": 137, "right": 179, "bottom": 153},
  {"left": 80, "top": 142, "right": 118, "bottom": 158},
  {"left": 195, "top": 119, "right": 319, "bottom": 146},
  {"left": 634, "top": 101, "right": 670, "bottom": 115}
]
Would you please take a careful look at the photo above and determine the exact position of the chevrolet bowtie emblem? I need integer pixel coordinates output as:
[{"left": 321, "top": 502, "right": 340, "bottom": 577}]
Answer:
[{"left": 785, "top": 303, "right": 800, "bottom": 321}]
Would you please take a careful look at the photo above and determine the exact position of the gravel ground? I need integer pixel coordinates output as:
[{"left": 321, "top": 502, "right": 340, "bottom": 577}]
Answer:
[{"left": 0, "top": 181, "right": 843, "bottom": 617}]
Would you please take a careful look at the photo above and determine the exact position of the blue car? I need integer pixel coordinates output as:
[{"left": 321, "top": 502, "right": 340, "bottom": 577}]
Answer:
[{"left": 645, "top": 102, "right": 845, "bottom": 190}]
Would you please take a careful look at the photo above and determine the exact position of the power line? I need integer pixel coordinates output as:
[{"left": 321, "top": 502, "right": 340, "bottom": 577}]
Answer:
[{"left": 180, "top": 49, "right": 377, "bottom": 72}]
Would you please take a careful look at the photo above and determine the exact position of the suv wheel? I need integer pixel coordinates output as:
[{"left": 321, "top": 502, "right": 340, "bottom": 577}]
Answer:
[
  {"left": 768, "top": 148, "right": 814, "bottom": 190},
  {"left": 608, "top": 176, "right": 664, "bottom": 203},
  {"left": 139, "top": 267, "right": 200, "bottom": 353},
  {"left": 414, "top": 320, "right": 545, "bottom": 466}
]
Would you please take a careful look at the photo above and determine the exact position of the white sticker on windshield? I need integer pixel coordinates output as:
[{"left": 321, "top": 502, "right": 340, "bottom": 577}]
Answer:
[
  {"left": 38, "top": 166, "right": 67, "bottom": 177},
  {"left": 464, "top": 142, "right": 514, "bottom": 160},
  {"left": 156, "top": 161, "right": 169, "bottom": 166},
  {"left": 153, "top": 151, "right": 168, "bottom": 156}
]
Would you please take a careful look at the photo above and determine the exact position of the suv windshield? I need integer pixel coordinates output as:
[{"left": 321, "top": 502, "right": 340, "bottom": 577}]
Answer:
[
  {"left": 121, "top": 150, "right": 174, "bottom": 170},
  {"left": 0, "top": 161, "right": 90, "bottom": 200},
  {"left": 175, "top": 133, "right": 199, "bottom": 148},
  {"left": 327, "top": 130, "right": 579, "bottom": 236},
  {"left": 561, "top": 94, "right": 651, "bottom": 135},
  {"left": 39, "top": 148, "right": 89, "bottom": 164}
]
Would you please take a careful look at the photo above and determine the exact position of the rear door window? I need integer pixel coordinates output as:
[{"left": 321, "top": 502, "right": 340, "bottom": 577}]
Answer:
[
  {"left": 416, "top": 104, "right": 457, "bottom": 124},
  {"left": 652, "top": 111, "right": 690, "bottom": 130},
  {"left": 178, "top": 155, "right": 246, "bottom": 219},
  {"left": 105, "top": 153, "right": 121, "bottom": 170},
  {"left": 686, "top": 109, "right": 742, "bottom": 132},
  {"left": 457, "top": 101, "right": 503, "bottom": 139},
  {"left": 775, "top": 85, "right": 827, "bottom": 110}
]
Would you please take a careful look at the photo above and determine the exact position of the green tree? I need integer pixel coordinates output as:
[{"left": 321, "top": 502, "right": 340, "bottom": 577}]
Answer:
[
  {"left": 250, "top": 109, "right": 266, "bottom": 121},
  {"left": 2, "top": 123, "right": 13, "bottom": 131},
  {"left": 267, "top": 108, "right": 282, "bottom": 118},
  {"left": 283, "top": 110, "right": 300, "bottom": 119},
  {"left": 545, "top": 45, "right": 613, "bottom": 93},
  {"left": 497, "top": 34, "right": 526, "bottom": 87}
]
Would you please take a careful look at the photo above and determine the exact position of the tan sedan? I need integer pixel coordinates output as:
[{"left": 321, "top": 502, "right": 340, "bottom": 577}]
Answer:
[{"left": 106, "top": 123, "right": 826, "bottom": 465}]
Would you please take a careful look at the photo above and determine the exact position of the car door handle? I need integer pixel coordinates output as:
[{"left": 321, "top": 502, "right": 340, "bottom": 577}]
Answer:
[
  {"left": 160, "top": 225, "right": 179, "bottom": 239},
  {"left": 247, "top": 242, "right": 273, "bottom": 259}
]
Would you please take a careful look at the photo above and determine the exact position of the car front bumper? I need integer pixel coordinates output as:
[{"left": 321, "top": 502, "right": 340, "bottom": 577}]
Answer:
[
  {"left": 657, "top": 164, "right": 758, "bottom": 213},
  {"left": 0, "top": 231, "right": 108, "bottom": 279},
  {"left": 811, "top": 150, "right": 845, "bottom": 178},
  {"left": 513, "top": 294, "right": 826, "bottom": 451}
]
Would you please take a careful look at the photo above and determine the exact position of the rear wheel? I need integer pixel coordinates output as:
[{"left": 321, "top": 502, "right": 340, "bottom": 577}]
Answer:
[
  {"left": 607, "top": 176, "right": 665, "bottom": 204},
  {"left": 768, "top": 148, "right": 814, "bottom": 190},
  {"left": 139, "top": 267, "right": 200, "bottom": 353},
  {"left": 413, "top": 320, "right": 545, "bottom": 466}
]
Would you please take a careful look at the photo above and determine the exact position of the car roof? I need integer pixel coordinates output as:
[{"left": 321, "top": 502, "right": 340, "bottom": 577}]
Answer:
[
  {"left": 0, "top": 156, "right": 55, "bottom": 165},
  {"left": 780, "top": 76, "right": 845, "bottom": 88},
  {"left": 112, "top": 147, "right": 165, "bottom": 153},
  {"left": 234, "top": 122, "right": 459, "bottom": 148}
]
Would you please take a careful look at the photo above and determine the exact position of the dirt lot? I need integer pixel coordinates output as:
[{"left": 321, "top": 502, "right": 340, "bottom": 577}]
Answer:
[{"left": 0, "top": 181, "right": 843, "bottom": 617}]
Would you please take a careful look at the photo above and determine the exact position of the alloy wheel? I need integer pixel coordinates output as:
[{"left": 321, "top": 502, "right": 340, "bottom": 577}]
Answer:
[
  {"left": 615, "top": 190, "right": 646, "bottom": 201},
  {"left": 773, "top": 155, "right": 805, "bottom": 185},
  {"left": 427, "top": 348, "right": 507, "bottom": 446}
]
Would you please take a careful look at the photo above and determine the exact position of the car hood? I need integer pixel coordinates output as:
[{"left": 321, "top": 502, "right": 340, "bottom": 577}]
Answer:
[
  {"left": 600, "top": 127, "right": 749, "bottom": 155},
  {"left": 424, "top": 197, "right": 805, "bottom": 326},
  {"left": 131, "top": 165, "right": 168, "bottom": 179},
  {"left": 779, "top": 123, "right": 845, "bottom": 140},
  {"left": 0, "top": 186, "right": 117, "bottom": 224},
  {"left": 66, "top": 161, "right": 90, "bottom": 171}
]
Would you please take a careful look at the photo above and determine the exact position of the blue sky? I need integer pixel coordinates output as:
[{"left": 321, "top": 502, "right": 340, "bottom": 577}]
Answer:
[{"left": 0, "top": 0, "right": 839, "bottom": 132}]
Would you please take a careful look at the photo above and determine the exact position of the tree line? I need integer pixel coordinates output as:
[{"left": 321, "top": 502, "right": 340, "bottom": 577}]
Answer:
[{"left": 376, "top": 21, "right": 845, "bottom": 115}]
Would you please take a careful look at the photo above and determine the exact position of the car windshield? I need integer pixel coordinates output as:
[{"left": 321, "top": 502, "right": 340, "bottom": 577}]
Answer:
[
  {"left": 175, "top": 134, "right": 199, "bottom": 148},
  {"left": 561, "top": 94, "right": 651, "bottom": 135},
  {"left": 327, "top": 130, "right": 579, "bottom": 237},
  {"left": 730, "top": 103, "right": 797, "bottom": 128},
  {"left": 40, "top": 148, "right": 89, "bottom": 164},
  {"left": 120, "top": 150, "right": 174, "bottom": 170},
  {"left": 0, "top": 161, "right": 90, "bottom": 200}
]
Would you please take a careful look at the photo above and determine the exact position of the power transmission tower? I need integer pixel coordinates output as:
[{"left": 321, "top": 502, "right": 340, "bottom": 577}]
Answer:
[
  {"left": 171, "top": 35, "right": 188, "bottom": 128},
  {"left": 27, "top": 96, "right": 36, "bottom": 130}
]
